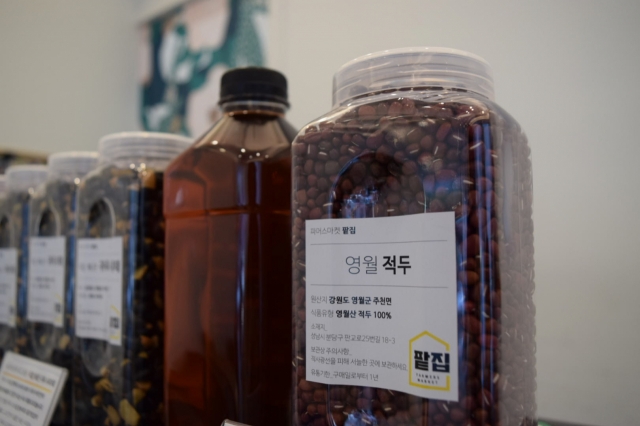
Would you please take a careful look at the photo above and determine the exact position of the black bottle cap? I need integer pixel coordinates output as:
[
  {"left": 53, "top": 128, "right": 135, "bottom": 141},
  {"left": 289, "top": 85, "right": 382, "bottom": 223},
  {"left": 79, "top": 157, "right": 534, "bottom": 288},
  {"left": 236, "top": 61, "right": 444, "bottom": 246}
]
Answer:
[{"left": 219, "top": 67, "right": 289, "bottom": 106}]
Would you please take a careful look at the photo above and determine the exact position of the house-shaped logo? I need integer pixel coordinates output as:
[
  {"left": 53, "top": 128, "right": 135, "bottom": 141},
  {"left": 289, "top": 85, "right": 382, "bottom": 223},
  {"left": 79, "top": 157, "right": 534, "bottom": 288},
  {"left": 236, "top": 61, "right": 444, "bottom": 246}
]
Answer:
[{"left": 409, "top": 330, "right": 451, "bottom": 391}]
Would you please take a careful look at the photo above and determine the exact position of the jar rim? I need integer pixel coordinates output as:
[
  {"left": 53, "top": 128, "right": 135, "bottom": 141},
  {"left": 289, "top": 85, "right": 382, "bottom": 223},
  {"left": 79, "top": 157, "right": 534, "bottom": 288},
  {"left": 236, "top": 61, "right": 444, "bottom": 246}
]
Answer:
[
  {"left": 333, "top": 47, "right": 495, "bottom": 107},
  {"left": 48, "top": 151, "right": 98, "bottom": 178},
  {"left": 6, "top": 164, "right": 48, "bottom": 193},
  {"left": 98, "top": 131, "right": 192, "bottom": 163}
]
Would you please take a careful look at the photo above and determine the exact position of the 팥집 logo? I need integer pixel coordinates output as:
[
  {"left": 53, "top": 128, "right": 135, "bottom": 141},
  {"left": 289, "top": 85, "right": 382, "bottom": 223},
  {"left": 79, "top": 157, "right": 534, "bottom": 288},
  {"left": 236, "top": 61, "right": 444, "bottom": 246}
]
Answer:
[{"left": 409, "top": 330, "right": 451, "bottom": 391}]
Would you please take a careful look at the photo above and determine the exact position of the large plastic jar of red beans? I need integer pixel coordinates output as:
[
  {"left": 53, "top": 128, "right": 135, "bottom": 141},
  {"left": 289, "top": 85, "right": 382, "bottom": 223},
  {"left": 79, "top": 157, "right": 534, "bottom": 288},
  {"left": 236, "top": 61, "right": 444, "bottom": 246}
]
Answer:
[{"left": 292, "top": 48, "right": 535, "bottom": 426}]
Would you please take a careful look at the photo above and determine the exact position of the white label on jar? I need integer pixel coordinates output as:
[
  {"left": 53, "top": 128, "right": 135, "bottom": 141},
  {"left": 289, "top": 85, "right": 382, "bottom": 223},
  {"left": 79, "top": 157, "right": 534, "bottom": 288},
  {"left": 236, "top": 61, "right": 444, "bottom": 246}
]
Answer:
[
  {"left": 75, "top": 237, "right": 123, "bottom": 346},
  {"left": 27, "top": 237, "right": 66, "bottom": 327},
  {"left": 305, "top": 213, "right": 458, "bottom": 401},
  {"left": 0, "top": 249, "right": 18, "bottom": 327}
]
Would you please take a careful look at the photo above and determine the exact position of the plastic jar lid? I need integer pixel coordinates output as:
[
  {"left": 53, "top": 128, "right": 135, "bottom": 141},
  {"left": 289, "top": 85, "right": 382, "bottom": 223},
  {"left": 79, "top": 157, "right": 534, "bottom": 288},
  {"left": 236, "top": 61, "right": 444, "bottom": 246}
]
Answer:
[
  {"left": 6, "top": 165, "right": 48, "bottom": 193},
  {"left": 333, "top": 47, "right": 495, "bottom": 107},
  {"left": 48, "top": 151, "right": 99, "bottom": 178},
  {"left": 99, "top": 132, "right": 192, "bottom": 163}
]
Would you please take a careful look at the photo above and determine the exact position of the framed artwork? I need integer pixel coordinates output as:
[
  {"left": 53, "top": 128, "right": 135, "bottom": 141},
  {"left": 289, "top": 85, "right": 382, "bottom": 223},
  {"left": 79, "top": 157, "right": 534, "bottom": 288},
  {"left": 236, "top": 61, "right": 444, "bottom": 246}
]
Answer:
[{"left": 139, "top": 0, "right": 268, "bottom": 137}]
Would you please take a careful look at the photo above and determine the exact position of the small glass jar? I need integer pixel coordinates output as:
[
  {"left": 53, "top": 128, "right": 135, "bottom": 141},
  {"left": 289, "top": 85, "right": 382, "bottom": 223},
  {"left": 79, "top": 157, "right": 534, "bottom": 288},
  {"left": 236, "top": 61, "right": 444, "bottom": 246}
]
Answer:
[
  {"left": 28, "top": 151, "right": 98, "bottom": 425},
  {"left": 0, "top": 165, "right": 48, "bottom": 358},
  {"left": 73, "top": 133, "right": 190, "bottom": 426},
  {"left": 291, "top": 48, "right": 536, "bottom": 426}
]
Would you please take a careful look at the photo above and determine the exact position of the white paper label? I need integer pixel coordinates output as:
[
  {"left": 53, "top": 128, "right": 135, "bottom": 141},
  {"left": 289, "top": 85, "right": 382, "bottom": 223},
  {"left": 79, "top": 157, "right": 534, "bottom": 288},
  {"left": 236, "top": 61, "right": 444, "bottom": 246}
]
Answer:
[
  {"left": 0, "top": 351, "right": 68, "bottom": 426},
  {"left": 0, "top": 249, "right": 18, "bottom": 328},
  {"left": 305, "top": 213, "right": 458, "bottom": 401},
  {"left": 75, "top": 238, "right": 123, "bottom": 346},
  {"left": 27, "top": 237, "right": 66, "bottom": 327}
]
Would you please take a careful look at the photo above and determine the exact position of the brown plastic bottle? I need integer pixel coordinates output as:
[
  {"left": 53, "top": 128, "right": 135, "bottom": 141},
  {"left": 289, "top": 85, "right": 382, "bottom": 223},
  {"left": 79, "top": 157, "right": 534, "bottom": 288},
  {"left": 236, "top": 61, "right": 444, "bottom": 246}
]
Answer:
[{"left": 163, "top": 68, "right": 296, "bottom": 426}]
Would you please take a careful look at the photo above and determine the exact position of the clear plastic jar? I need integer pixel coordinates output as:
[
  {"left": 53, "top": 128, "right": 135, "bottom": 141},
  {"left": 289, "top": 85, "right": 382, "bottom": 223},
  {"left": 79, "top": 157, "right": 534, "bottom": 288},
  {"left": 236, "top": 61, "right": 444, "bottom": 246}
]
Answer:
[
  {"left": 73, "top": 133, "right": 190, "bottom": 426},
  {"left": 28, "top": 151, "right": 98, "bottom": 425},
  {"left": 291, "top": 48, "right": 535, "bottom": 426},
  {"left": 0, "top": 165, "right": 48, "bottom": 358}
]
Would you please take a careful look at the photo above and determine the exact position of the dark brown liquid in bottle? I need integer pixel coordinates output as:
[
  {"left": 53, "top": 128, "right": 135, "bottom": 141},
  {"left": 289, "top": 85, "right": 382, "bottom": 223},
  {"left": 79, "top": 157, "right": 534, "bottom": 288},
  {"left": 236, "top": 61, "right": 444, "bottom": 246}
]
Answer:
[{"left": 164, "top": 104, "right": 296, "bottom": 426}]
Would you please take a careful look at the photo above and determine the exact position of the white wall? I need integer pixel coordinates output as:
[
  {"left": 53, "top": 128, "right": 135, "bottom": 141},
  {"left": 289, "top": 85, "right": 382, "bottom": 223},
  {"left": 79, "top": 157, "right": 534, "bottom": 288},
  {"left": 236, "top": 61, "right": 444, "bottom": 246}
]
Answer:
[
  {"left": 2, "top": 1, "right": 640, "bottom": 424},
  {"left": 0, "top": 0, "right": 139, "bottom": 153},
  {"left": 268, "top": 1, "right": 640, "bottom": 425}
]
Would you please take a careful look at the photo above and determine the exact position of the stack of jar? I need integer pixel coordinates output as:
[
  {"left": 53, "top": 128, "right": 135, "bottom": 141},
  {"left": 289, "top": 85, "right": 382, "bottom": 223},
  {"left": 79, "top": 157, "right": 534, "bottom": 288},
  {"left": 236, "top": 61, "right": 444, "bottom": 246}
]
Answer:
[
  {"left": 0, "top": 53, "right": 537, "bottom": 426},
  {"left": 0, "top": 131, "right": 190, "bottom": 426}
]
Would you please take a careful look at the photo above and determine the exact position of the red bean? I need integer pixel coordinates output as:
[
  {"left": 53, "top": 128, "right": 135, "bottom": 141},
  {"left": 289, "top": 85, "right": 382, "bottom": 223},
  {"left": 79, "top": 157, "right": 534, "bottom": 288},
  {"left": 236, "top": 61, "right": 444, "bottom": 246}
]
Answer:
[{"left": 292, "top": 96, "right": 535, "bottom": 426}]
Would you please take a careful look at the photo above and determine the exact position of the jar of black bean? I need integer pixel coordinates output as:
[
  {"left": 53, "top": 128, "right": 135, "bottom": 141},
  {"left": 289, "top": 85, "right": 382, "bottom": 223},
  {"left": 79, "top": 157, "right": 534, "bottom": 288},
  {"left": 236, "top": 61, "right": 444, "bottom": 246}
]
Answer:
[
  {"left": 73, "top": 133, "right": 190, "bottom": 426},
  {"left": 0, "top": 165, "right": 48, "bottom": 359},
  {"left": 292, "top": 48, "right": 536, "bottom": 426},
  {"left": 28, "top": 151, "right": 98, "bottom": 425}
]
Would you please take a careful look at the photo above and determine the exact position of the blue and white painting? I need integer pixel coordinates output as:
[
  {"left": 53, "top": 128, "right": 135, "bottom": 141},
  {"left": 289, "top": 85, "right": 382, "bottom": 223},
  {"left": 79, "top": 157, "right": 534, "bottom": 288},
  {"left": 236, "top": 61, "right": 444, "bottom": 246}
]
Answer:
[{"left": 139, "top": 0, "right": 268, "bottom": 136}]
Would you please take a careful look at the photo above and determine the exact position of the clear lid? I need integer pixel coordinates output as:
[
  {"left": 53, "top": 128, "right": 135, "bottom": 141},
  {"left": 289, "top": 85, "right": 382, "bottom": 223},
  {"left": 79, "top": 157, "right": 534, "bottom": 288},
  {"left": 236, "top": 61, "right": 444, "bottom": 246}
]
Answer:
[
  {"left": 48, "top": 151, "right": 99, "bottom": 179},
  {"left": 6, "top": 164, "right": 48, "bottom": 193},
  {"left": 99, "top": 132, "right": 192, "bottom": 165},
  {"left": 333, "top": 47, "right": 495, "bottom": 107}
]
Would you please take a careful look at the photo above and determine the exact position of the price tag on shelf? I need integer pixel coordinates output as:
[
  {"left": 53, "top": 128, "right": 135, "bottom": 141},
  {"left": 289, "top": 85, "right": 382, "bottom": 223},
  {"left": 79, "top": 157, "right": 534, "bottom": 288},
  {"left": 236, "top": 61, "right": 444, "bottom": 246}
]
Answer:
[{"left": 0, "top": 351, "right": 68, "bottom": 426}]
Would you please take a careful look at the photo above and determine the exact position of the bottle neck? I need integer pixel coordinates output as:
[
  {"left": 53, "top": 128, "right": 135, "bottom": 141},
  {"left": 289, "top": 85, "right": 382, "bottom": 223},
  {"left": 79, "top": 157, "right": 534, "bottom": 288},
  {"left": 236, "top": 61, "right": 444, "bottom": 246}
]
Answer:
[{"left": 221, "top": 100, "right": 287, "bottom": 117}]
